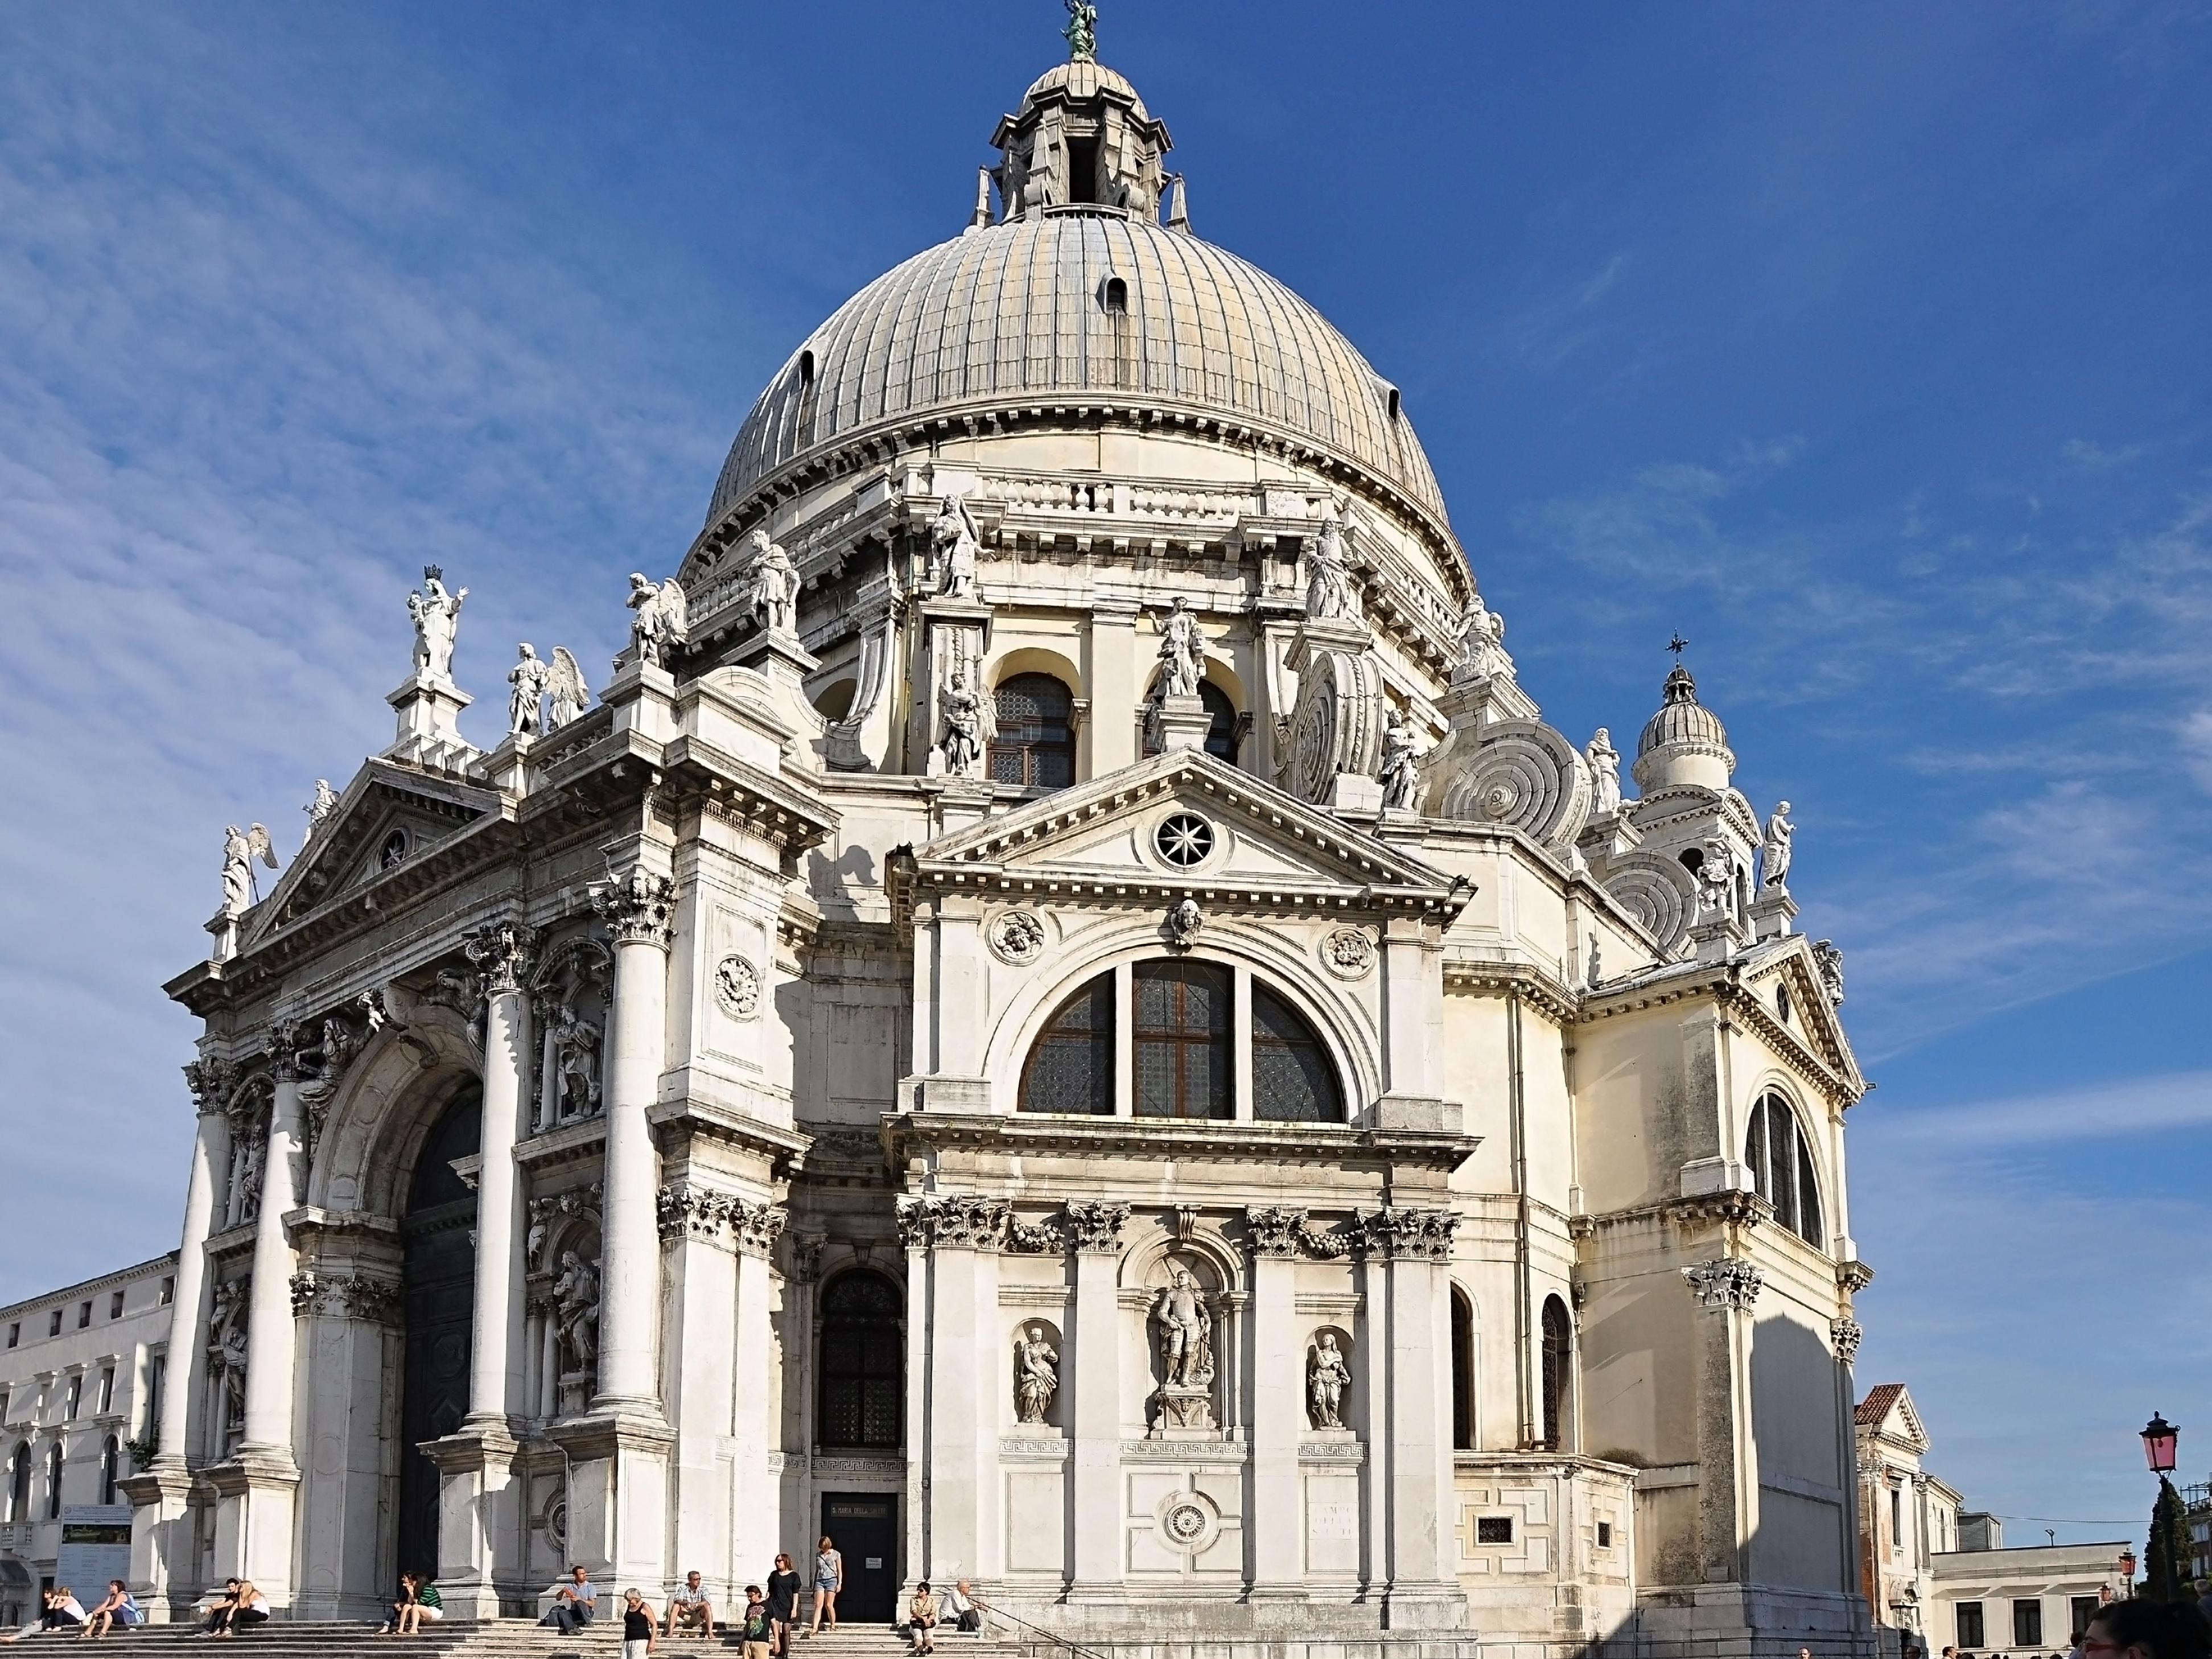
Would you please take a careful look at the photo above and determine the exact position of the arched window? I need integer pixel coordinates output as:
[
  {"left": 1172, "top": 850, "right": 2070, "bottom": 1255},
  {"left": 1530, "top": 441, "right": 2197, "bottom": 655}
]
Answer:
[
  {"left": 1142, "top": 680, "right": 1239, "bottom": 763},
  {"left": 989, "top": 673, "right": 1076, "bottom": 791},
  {"left": 818, "top": 1270, "right": 903, "bottom": 1450},
  {"left": 1251, "top": 983, "right": 1342, "bottom": 1122},
  {"left": 1745, "top": 1091, "right": 1824, "bottom": 1247},
  {"left": 45, "top": 1441, "right": 63, "bottom": 1519},
  {"left": 1451, "top": 1290, "right": 1474, "bottom": 1451},
  {"left": 1019, "top": 973, "right": 1114, "bottom": 1115},
  {"left": 1134, "top": 960, "right": 1230, "bottom": 1119},
  {"left": 5, "top": 1444, "right": 27, "bottom": 1523},
  {"left": 1539, "top": 1295, "right": 1572, "bottom": 1451},
  {"left": 98, "top": 1436, "right": 119, "bottom": 1505}
]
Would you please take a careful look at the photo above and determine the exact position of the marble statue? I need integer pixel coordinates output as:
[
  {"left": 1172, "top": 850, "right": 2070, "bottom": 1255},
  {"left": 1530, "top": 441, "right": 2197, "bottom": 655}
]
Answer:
[
  {"left": 1813, "top": 939, "right": 1846, "bottom": 1006},
  {"left": 1063, "top": 0, "right": 1097, "bottom": 63},
  {"left": 233, "top": 1133, "right": 265, "bottom": 1225},
  {"left": 1587, "top": 728, "right": 1621, "bottom": 816},
  {"left": 302, "top": 781, "right": 338, "bottom": 840},
  {"left": 1305, "top": 504, "right": 1359, "bottom": 621},
  {"left": 1694, "top": 836, "right": 1739, "bottom": 925},
  {"left": 508, "top": 644, "right": 551, "bottom": 736},
  {"left": 550, "top": 1003, "right": 603, "bottom": 1119},
  {"left": 553, "top": 1249, "right": 601, "bottom": 1368},
  {"left": 1014, "top": 1324, "right": 1059, "bottom": 1425},
  {"left": 1155, "top": 1267, "right": 1213, "bottom": 1387},
  {"left": 932, "top": 494, "right": 982, "bottom": 600},
  {"left": 406, "top": 566, "right": 467, "bottom": 684},
  {"left": 1761, "top": 801, "right": 1794, "bottom": 888},
  {"left": 745, "top": 530, "right": 801, "bottom": 635},
  {"left": 1308, "top": 1331, "right": 1351, "bottom": 1429},
  {"left": 1378, "top": 708, "right": 1421, "bottom": 811},
  {"left": 1151, "top": 596, "right": 1205, "bottom": 699},
  {"left": 221, "top": 824, "right": 278, "bottom": 917},
  {"left": 939, "top": 670, "right": 986, "bottom": 779},
  {"left": 1454, "top": 594, "right": 1514, "bottom": 682},
  {"left": 545, "top": 646, "right": 589, "bottom": 730},
  {"left": 626, "top": 573, "right": 688, "bottom": 668}
]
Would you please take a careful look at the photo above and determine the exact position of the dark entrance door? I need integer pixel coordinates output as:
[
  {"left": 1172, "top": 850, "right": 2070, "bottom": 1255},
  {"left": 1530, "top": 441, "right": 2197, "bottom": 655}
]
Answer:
[
  {"left": 821, "top": 1494, "right": 897, "bottom": 1623},
  {"left": 396, "top": 1088, "right": 480, "bottom": 1578}
]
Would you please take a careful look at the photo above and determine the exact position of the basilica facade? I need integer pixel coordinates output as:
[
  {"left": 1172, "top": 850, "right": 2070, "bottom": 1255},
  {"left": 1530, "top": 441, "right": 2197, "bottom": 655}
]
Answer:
[{"left": 121, "top": 42, "right": 1875, "bottom": 1659}]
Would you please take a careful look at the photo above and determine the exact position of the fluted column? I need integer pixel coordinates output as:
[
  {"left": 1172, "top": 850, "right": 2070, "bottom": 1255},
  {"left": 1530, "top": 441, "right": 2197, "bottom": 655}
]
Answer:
[
  {"left": 157, "top": 1082, "right": 229, "bottom": 1465},
  {"left": 464, "top": 921, "right": 536, "bottom": 1427},
  {"left": 240, "top": 1038, "right": 305, "bottom": 1457},
  {"left": 592, "top": 870, "right": 674, "bottom": 1413}
]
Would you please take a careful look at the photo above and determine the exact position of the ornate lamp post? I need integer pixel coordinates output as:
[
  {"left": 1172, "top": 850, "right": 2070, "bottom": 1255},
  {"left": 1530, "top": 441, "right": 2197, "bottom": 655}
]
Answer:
[{"left": 2138, "top": 1414, "right": 2186, "bottom": 1603}]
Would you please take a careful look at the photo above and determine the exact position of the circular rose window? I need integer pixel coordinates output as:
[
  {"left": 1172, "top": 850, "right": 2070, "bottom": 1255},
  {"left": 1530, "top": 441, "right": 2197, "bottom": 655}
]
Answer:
[{"left": 1154, "top": 812, "right": 1216, "bottom": 868}]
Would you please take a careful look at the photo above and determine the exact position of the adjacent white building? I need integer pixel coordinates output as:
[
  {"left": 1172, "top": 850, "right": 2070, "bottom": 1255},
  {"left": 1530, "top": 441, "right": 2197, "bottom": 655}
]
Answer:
[
  {"left": 101, "top": 29, "right": 1881, "bottom": 1659},
  {"left": 1928, "top": 1543, "right": 2129, "bottom": 1655},
  {"left": 0, "top": 1255, "right": 178, "bottom": 1627}
]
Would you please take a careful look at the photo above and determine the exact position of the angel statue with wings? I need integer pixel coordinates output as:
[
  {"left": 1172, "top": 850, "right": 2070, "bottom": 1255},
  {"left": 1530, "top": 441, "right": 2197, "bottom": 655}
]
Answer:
[
  {"left": 626, "top": 573, "right": 688, "bottom": 669},
  {"left": 545, "top": 646, "right": 590, "bottom": 730},
  {"left": 221, "top": 823, "right": 279, "bottom": 917}
]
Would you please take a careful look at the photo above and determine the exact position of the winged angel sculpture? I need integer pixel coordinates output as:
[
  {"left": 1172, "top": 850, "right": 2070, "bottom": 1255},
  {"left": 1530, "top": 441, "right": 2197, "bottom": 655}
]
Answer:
[
  {"left": 221, "top": 823, "right": 279, "bottom": 917},
  {"left": 545, "top": 646, "right": 589, "bottom": 729},
  {"left": 626, "top": 573, "right": 687, "bottom": 669}
]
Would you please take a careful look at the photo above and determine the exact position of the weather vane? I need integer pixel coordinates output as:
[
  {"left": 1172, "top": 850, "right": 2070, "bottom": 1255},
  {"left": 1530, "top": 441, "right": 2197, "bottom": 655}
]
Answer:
[
  {"left": 1064, "top": 0, "right": 1097, "bottom": 63},
  {"left": 1667, "top": 632, "right": 1689, "bottom": 659}
]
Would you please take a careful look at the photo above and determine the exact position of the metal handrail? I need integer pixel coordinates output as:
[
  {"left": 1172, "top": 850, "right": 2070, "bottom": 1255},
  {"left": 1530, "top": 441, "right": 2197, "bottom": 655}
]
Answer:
[{"left": 975, "top": 1603, "right": 1113, "bottom": 1659}]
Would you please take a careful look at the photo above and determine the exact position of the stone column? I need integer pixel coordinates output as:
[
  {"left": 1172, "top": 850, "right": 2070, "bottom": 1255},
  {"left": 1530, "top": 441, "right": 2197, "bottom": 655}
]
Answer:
[
  {"left": 1244, "top": 1209, "right": 1305, "bottom": 1605},
  {"left": 921, "top": 1197, "right": 1003, "bottom": 1583},
  {"left": 593, "top": 872, "right": 674, "bottom": 1412},
  {"left": 1366, "top": 1208, "right": 1461, "bottom": 1629},
  {"left": 1682, "top": 1254, "right": 1764, "bottom": 1587},
  {"left": 729, "top": 1205, "right": 784, "bottom": 1592},
  {"left": 657, "top": 1184, "right": 742, "bottom": 1592},
  {"left": 1066, "top": 1203, "right": 1128, "bottom": 1602}
]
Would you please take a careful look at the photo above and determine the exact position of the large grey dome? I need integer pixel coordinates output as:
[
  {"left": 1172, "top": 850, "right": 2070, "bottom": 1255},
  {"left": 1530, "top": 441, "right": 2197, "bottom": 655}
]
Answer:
[{"left": 706, "top": 209, "right": 1449, "bottom": 530}]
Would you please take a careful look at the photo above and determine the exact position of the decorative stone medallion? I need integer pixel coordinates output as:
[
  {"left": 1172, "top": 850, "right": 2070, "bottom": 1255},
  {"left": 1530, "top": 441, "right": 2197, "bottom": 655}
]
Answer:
[
  {"left": 988, "top": 908, "right": 1047, "bottom": 965},
  {"left": 714, "top": 954, "right": 763, "bottom": 1020},
  {"left": 1320, "top": 925, "right": 1375, "bottom": 980},
  {"left": 1153, "top": 812, "right": 1216, "bottom": 869},
  {"left": 1158, "top": 1492, "right": 1219, "bottom": 1553}
]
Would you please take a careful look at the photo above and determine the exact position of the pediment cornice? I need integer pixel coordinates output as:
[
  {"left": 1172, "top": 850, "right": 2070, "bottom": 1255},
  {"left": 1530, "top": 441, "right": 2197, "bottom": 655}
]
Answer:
[{"left": 881, "top": 1109, "right": 1477, "bottom": 1174}]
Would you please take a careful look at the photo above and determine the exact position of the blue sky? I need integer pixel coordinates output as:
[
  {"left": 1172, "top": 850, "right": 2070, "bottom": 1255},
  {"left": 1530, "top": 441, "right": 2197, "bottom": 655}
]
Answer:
[{"left": 2, "top": 1, "right": 2206, "bottom": 1550}]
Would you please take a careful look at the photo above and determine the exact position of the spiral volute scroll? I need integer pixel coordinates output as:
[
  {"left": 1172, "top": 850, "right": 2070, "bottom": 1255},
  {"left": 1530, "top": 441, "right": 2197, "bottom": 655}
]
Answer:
[
  {"left": 1600, "top": 853, "right": 1698, "bottom": 955},
  {"left": 1433, "top": 720, "right": 1592, "bottom": 853},
  {"left": 1285, "top": 648, "right": 1385, "bottom": 805}
]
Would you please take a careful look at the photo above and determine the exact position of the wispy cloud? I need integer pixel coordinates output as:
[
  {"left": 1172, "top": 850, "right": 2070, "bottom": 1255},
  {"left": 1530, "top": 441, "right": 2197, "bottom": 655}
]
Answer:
[{"left": 1876, "top": 1069, "right": 2212, "bottom": 1147}]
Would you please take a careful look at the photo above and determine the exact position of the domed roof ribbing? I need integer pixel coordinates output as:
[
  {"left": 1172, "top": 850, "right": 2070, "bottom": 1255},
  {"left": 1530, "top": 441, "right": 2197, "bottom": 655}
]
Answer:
[
  {"left": 1018, "top": 59, "right": 1151, "bottom": 121},
  {"left": 1638, "top": 665, "right": 1729, "bottom": 756}
]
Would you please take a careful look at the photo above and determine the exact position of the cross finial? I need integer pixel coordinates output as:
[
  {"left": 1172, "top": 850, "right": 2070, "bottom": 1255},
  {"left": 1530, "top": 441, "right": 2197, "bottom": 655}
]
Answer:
[{"left": 1667, "top": 632, "right": 1688, "bottom": 659}]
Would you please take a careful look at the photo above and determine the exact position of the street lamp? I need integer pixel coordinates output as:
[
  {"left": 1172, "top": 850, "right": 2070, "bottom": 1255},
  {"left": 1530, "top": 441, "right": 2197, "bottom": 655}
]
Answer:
[{"left": 2140, "top": 1413, "right": 2179, "bottom": 1474}]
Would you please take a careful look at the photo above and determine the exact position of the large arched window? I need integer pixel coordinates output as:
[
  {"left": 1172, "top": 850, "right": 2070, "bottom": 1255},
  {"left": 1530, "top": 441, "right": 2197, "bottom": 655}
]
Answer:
[
  {"left": 1142, "top": 680, "right": 1240, "bottom": 764},
  {"left": 1020, "top": 974, "right": 1114, "bottom": 1115},
  {"left": 1745, "top": 1091, "right": 1824, "bottom": 1247},
  {"left": 818, "top": 1270, "right": 903, "bottom": 1450},
  {"left": 1450, "top": 1290, "right": 1475, "bottom": 1451},
  {"left": 989, "top": 673, "right": 1076, "bottom": 790},
  {"left": 5, "top": 1444, "right": 26, "bottom": 1523},
  {"left": 1135, "top": 960, "right": 1230, "bottom": 1119},
  {"left": 1251, "top": 983, "right": 1341, "bottom": 1122},
  {"left": 45, "top": 1441, "right": 63, "bottom": 1519},
  {"left": 1539, "top": 1295, "right": 1572, "bottom": 1451}
]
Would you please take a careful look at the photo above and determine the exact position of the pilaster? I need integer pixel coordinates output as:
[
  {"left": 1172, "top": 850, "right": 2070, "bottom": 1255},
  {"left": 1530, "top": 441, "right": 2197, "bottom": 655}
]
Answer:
[
  {"left": 1243, "top": 1208, "right": 1305, "bottom": 1607},
  {"left": 1066, "top": 1202, "right": 1128, "bottom": 1602}
]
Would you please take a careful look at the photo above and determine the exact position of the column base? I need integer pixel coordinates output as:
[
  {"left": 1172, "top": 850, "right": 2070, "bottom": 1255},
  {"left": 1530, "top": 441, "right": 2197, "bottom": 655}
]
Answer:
[
  {"left": 1379, "top": 1581, "right": 1470, "bottom": 1630},
  {"left": 119, "top": 1462, "right": 199, "bottom": 1622},
  {"left": 549, "top": 1410, "right": 675, "bottom": 1591},
  {"left": 421, "top": 1426, "right": 524, "bottom": 1619},
  {"left": 202, "top": 1451, "right": 300, "bottom": 1609}
]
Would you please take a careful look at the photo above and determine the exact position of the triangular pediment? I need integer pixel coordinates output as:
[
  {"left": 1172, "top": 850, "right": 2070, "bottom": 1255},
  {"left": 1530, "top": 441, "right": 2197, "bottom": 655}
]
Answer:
[
  {"left": 1743, "top": 938, "right": 1865, "bottom": 1099},
  {"left": 912, "top": 748, "right": 1462, "bottom": 906},
  {"left": 250, "top": 762, "right": 499, "bottom": 939},
  {"left": 1856, "top": 1382, "right": 1930, "bottom": 1454}
]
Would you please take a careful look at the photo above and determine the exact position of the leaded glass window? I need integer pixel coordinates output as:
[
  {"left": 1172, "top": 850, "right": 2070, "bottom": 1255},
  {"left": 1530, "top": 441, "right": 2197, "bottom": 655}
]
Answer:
[
  {"left": 988, "top": 673, "right": 1076, "bottom": 790},
  {"left": 817, "top": 1270, "right": 903, "bottom": 1449},
  {"left": 1134, "top": 960, "right": 1231, "bottom": 1119},
  {"left": 1745, "top": 1092, "right": 1824, "bottom": 1248},
  {"left": 1019, "top": 973, "right": 1114, "bottom": 1115},
  {"left": 1251, "top": 982, "right": 1341, "bottom": 1122}
]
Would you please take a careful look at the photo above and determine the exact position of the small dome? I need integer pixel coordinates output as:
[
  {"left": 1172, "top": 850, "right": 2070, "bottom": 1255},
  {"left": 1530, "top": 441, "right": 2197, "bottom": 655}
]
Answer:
[
  {"left": 1018, "top": 59, "right": 1151, "bottom": 122},
  {"left": 1632, "top": 665, "right": 1735, "bottom": 792}
]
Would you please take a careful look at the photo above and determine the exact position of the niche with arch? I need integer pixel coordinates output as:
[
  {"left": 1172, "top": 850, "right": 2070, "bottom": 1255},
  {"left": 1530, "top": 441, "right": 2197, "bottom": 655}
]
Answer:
[
  {"left": 523, "top": 1183, "right": 603, "bottom": 1420},
  {"left": 1010, "top": 1318, "right": 1065, "bottom": 1431},
  {"left": 1305, "top": 1325, "right": 1355, "bottom": 1432}
]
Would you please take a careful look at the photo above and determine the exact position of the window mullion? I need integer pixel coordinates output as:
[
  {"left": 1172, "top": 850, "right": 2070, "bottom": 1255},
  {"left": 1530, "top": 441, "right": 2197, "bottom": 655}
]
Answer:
[{"left": 1233, "top": 965, "right": 1253, "bottom": 1122}]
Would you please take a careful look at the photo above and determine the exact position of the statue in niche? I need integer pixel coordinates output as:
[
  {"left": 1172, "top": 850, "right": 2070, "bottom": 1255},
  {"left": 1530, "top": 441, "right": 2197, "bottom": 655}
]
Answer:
[
  {"left": 932, "top": 495, "right": 982, "bottom": 600},
  {"left": 1154, "top": 1268, "right": 1213, "bottom": 1389},
  {"left": 1694, "top": 835, "right": 1740, "bottom": 925},
  {"left": 1014, "top": 1325, "right": 1058, "bottom": 1426},
  {"left": 545, "top": 646, "right": 590, "bottom": 730},
  {"left": 1378, "top": 708, "right": 1421, "bottom": 811},
  {"left": 938, "top": 670, "right": 986, "bottom": 779},
  {"left": 230, "top": 1131, "right": 266, "bottom": 1226},
  {"left": 1761, "top": 801, "right": 1795, "bottom": 888},
  {"left": 1305, "top": 504, "right": 1360, "bottom": 621},
  {"left": 221, "top": 823, "right": 278, "bottom": 918},
  {"left": 406, "top": 566, "right": 467, "bottom": 684},
  {"left": 626, "top": 573, "right": 688, "bottom": 669},
  {"left": 553, "top": 1249, "right": 601, "bottom": 1370},
  {"left": 1587, "top": 728, "right": 1622, "bottom": 816},
  {"left": 1453, "top": 594, "right": 1514, "bottom": 684},
  {"left": 1308, "top": 1332, "right": 1352, "bottom": 1429},
  {"left": 1148, "top": 596, "right": 1205, "bottom": 700},
  {"left": 302, "top": 780, "right": 339, "bottom": 841},
  {"left": 549, "top": 1003, "right": 603, "bottom": 1119},
  {"left": 745, "top": 530, "right": 801, "bottom": 635},
  {"left": 508, "top": 644, "right": 551, "bottom": 736}
]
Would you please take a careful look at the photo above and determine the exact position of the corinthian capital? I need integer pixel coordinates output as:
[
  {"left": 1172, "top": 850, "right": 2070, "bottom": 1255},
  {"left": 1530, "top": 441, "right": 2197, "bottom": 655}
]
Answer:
[
  {"left": 593, "top": 868, "right": 676, "bottom": 948},
  {"left": 184, "top": 1055, "right": 236, "bottom": 1111},
  {"left": 464, "top": 919, "right": 541, "bottom": 994},
  {"left": 1683, "top": 1257, "right": 1765, "bottom": 1311}
]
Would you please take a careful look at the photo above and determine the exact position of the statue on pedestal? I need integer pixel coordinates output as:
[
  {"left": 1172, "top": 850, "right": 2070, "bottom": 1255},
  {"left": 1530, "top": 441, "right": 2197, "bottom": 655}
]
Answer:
[
  {"left": 508, "top": 644, "right": 551, "bottom": 736},
  {"left": 1587, "top": 728, "right": 1622, "bottom": 816},
  {"left": 1761, "top": 801, "right": 1795, "bottom": 888},
  {"left": 1305, "top": 504, "right": 1359, "bottom": 621},
  {"left": 406, "top": 566, "right": 467, "bottom": 685},
  {"left": 302, "top": 781, "right": 339, "bottom": 841},
  {"left": 1378, "top": 709, "right": 1421, "bottom": 811},
  {"left": 545, "top": 646, "right": 590, "bottom": 730},
  {"left": 745, "top": 530, "right": 801, "bottom": 635},
  {"left": 1452, "top": 594, "right": 1514, "bottom": 684},
  {"left": 1308, "top": 1332, "right": 1352, "bottom": 1429},
  {"left": 932, "top": 495, "right": 982, "bottom": 600},
  {"left": 1149, "top": 1267, "right": 1216, "bottom": 1431},
  {"left": 1148, "top": 596, "right": 1205, "bottom": 699},
  {"left": 1014, "top": 1325, "right": 1059, "bottom": 1425},
  {"left": 626, "top": 573, "right": 688, "bottom": 669},
  {"left": 938, "top": 670, "right": 986, "bottom": 779},
  {"left": 221, "top": 824, "right": 278, "bottom": 917}
]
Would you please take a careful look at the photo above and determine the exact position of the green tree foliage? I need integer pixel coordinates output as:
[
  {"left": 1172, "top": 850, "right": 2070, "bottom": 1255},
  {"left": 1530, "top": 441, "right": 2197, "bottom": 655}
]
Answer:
[{"left": 2143, "top": 1477, "right": 2192, "bottom": 1603}]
